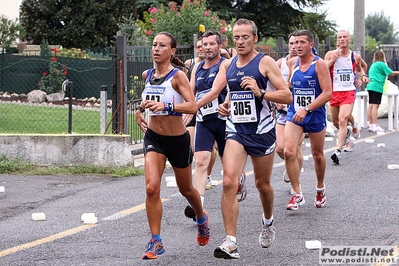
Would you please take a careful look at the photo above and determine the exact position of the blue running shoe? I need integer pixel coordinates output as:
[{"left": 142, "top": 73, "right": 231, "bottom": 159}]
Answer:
[{"left": 142, "top": 238, "right": 165, "bottom": 259}]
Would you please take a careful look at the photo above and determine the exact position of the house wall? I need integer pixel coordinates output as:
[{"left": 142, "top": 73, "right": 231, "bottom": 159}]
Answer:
[{"left": 0, "top": 0, "right": 20, "bottom": 20}]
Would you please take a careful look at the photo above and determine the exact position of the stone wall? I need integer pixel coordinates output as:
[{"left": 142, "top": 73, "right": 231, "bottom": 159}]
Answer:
[{"left": 0, "top": 134, "right": 133, "bottom": 167}]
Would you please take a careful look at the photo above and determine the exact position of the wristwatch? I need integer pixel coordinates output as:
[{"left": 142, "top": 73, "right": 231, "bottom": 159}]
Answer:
[
  {"left": 259, "top": 89, "right": 266, "bottom": 100},
  {"left": 305, "top": 107, "right": 312, "bottom": 113}
]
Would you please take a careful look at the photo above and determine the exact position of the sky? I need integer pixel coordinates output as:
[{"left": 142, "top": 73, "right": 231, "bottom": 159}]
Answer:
[{"left": 323, "top": 0, "right": 399, "bottom": 33}]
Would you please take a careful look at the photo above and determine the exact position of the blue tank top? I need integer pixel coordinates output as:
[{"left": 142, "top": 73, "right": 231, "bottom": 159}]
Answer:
[
  {"left": 195, "top": 58, "right": 227, "bottom": 122},
  {"left": 142, "top": 68, "right": 183, "bottom": 116},
  {"left": 287, "top": 56, "right": 326, "bottom": 124},
  {"left": 225, "top": 53, "right": 275, "bottom": 134}
]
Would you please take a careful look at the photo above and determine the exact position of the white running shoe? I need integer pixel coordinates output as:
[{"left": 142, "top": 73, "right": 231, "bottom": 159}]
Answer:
[
  {"left": 214, "top": 236, "right": 240, "bottom": 259},
  {"left": 371, "top": 125, "right": 385, "bottom": 133},
  {"left": 314, "top": 188, "right": 326, "bottom": 208},
  {"left": 259, "top": 220, "right": 275, "bottom": 248},
  {"left": 346, "top": 125, "right": 352, "bottom": 135},
  {"left": 343, "top": 137, "right": 355, "bottom": 152},
  {"left": 283, "top": 169, "right": 290, "bottom": 183},
  {"left": 331, "top": 149, "right": 341, "bottom": 164},
  {"left": 352, "top": 122, "right": 360, "bottom": 139},
  {"left": 205, "top": 176, "right": 212, "bottom": 190},
  {"left": 287, "top": 192, "right": 305, "bottom": 210}
]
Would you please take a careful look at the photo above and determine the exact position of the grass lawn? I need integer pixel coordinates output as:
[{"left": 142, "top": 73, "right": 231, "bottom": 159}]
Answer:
[{"left": 0, "top": 103, "right": 144, "bottom": 141}]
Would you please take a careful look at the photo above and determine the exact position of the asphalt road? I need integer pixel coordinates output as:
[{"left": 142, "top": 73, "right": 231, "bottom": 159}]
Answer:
[{"left": 0, "top": 118, "right": 398, "bottom": 266}]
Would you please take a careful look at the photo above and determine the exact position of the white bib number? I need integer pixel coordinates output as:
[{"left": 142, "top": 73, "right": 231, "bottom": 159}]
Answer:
[
  {"left": 144, "top": 85, "right": 167, "bottom": 115},
  {"left": 294, "top": 88, "right": 315, "bottom": 111},
  {"left": 230, "top": 91, "right": 257, "bottom": 123},
  {"left": 196, "top": 89, "right": 218, "bottom": 116},
  {"left": 336, "top": 68, "right": 354, "bottom": 86}
]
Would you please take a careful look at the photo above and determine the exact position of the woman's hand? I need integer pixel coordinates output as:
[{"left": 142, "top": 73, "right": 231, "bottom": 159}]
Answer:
[
  {"left": 135, "top": 110, "right": 148, "bottom": 133},
  {"left": 144, "top": 100, "right": 164, "bottom": 113}
]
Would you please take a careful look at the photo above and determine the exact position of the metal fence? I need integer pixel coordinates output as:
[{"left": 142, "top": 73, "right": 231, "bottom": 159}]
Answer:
[
  {"left": 0, "top": 52, "right": 117, "bottom": 135},
  {"left": 1, "top": 35, "right": 382, "bottom": 144}
]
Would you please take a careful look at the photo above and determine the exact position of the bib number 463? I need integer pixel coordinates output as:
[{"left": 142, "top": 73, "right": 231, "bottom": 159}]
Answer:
[{"left": 296, "top": 96, "right": 312, "bottom": 107}]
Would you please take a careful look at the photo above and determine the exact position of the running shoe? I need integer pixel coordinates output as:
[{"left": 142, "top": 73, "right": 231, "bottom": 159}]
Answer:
[
  {"left": 283, "top": 169, "right": 290, "bottom": 183},
  {"left": 343, "top": 137, "right": 355, "bottom": 152},
  {"left": 259, "top": 219, "right": 275, "bottom": 248},
  {"left": 346, "top": 125, "right": 352, "bottom": 136},
  {"left": 214, "top": 236, "right": 240, "bottom": 259},
  {"left": 331, "top": 149, "right": 341, "bottom": 164},
  {"left": 142, "top": 238, "right": 165, "bottom": 259},
  {"left": 352, "top": 122, "right": 360, "bottom": 139},
  {"left": 314, "top": 188, "right": 326, "bottom": 208},
  {"left": 287, "top": 192, "right": 305, "bottom": 210},
  {"left": 184, "top": 205, "right": 196, "bottom": 222},
  {"left": 343, "top": 125, "right": 352, "bottom": 146},
  {"left": 368, "top": 124, "right": 376, "bottom": 132},
  {"left": 196, "top": 210, "right": 210, "bottom": 246},
  {"left": 237, "top": 172, "right": 247, "bottom": 202},
  {"left": 371, "top": 125, "right": 385, "bottom": 133},
  {"left": 205, "top": 176, "right": 212, "bottom": 190}
]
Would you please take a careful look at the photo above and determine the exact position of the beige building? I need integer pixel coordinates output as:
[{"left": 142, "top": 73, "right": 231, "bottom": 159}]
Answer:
[{"left": 0, "top": 0, "right": 20, "bottom": 20}]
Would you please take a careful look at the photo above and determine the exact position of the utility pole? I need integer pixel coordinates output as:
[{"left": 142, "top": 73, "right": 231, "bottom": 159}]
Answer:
[{"left": 353, "top": 0, "right": 365, "bottom": 58}]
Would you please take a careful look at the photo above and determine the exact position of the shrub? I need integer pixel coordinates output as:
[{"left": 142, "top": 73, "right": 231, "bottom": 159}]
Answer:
[
  {"left": 142, "top": 0, "right": 234, "bottom": 45},
  {"left": 39, "top": 48, "right": 68, "bottom": 94}
]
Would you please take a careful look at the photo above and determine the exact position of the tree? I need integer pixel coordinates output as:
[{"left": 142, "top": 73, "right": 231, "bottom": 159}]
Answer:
[
  {"left": 141, "top": 0, "right": 234, "bottom": 45},
  {"left": 364, "top": 35, "right": 378, "bottom": 52},
  {"left": 298, "top": 2, "right": 337, "bottom": 43},
  {"left": 0, "top": 15, "right": 24, "bottom": 50},
  {"left": 20, "top": 0, "right": 136, "bottom": 49},
  {"left": 366, "top": 11, "right": 398, "bottom": 44},
  {"left": 117, "top": 15, "right": 150, "bottom": 46},
  {"left": 134, "top": 0, "right": 334, "bottom": 42},
  {"left": 20, "top": 0, "right": 337, "bottom": 49}
]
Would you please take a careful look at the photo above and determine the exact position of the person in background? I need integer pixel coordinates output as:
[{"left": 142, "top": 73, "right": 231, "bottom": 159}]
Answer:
[
  {"left": 274, "top": 31, "right": 304, "bottom": 187},
  {"left": 135, "top": 31, "right": 210, "bottom": 260},
  {"left": 220, "top": 34, "right": 237, "bottom": 59},
  {"left": 183, "top": 37, "right": 218, "bottom": 189},
  {"left": 197, "top": 18, "right": 292, "bottom": 259},
  {"left": 324, "top": 30, "right": 368, "bottom": 164},
  {"left": 344, "top": 57, "right": 368, "bottom": 151},
  {"left": 184, "top": 29, "right": 228, "bottom": 221},
  {"left": 366, "top": 49, "right": 399, "bottom": 132},
  {"left": 284, "top": 29, "right": 332, "bottom": 211},
  {"left": 389, "top": 50, "right": 399, "bottom": 85}
]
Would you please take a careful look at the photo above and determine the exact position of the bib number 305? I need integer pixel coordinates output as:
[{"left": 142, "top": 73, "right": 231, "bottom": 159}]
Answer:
[{"left": 230, "top": 91, "right": 257, "bottom": 123}]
